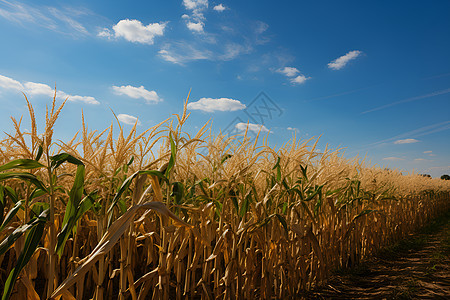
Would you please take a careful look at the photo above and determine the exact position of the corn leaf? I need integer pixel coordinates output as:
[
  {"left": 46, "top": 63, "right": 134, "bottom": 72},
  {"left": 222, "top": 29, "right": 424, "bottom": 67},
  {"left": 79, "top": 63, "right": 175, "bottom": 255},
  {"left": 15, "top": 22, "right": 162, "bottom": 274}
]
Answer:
[
  {"left": 50, "top": 153, "right": 84, "bottom": 170},
  {"left": 55, "top": 165, "right": 86, "bottom": 257},
  {"left": 1, "top": 210, "right": 48, "bottom": 300},
  {"left": 0, "top": 172, "right": 48, "bottom": 193},
  {"left": 0, "top": 159, "right": 45, "bottom": 172}
]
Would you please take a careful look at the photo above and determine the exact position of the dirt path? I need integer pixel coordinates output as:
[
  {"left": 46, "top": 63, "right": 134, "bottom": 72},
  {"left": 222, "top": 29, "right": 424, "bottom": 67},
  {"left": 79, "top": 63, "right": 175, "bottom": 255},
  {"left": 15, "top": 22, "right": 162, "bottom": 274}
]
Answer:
[{"left": 303, "top": 213, "right": 450, "bottom": 299}]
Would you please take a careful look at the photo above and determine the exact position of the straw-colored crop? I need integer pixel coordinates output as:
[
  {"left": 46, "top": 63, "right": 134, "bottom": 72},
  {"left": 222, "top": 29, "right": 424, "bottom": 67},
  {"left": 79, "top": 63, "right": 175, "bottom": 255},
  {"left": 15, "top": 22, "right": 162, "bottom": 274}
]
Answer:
[{"left": 0, "top": 91, "right": 449, "bottom": 299}]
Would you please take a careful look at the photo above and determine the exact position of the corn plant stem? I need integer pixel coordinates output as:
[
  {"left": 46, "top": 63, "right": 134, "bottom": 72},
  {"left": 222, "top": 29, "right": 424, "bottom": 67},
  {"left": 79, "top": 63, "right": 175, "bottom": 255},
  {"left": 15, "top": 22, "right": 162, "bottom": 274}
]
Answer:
[
  {"left": 46, "top": 162, "right": 56, "bottom": 298},
  {"left": 70, "top": 218, "right": 80, "bottom": 296},
  {"left": 127, "top": 222, "right": 137, "bottom": 300},
  {"left": 119, "top": 230, "right": 127, "bottom": 300}
]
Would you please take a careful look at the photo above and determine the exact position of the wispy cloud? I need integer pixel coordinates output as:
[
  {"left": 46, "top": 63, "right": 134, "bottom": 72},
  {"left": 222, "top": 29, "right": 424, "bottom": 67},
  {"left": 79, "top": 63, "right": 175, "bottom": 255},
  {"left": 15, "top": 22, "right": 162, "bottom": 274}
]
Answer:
[
  {"left": 393, "top": 138, "right": 419, "bottom": 144},
  {"left": 235, "top": 122, "right": 269, "bottom": 133},
  {"left": 304, "top": 85, "right": 376, "bottom": 102},
  {"left": 112, "top": 85, "right": 161, "bottom": 103},
  {"left": 0, "top": 74, "right": 99, "bottom": 104},
  {"left": 219, "top": 43, "right": 252, "bottom": 60},
  {"left": 383, "top": 157, "right": 404, "bottom": 161},
  {"left": 363, "top": 121, "right": 450, "bottom": 151},
  {"left": 328, "top": 50, "right": 362, "bottom": 70},
  {"left": 158, "top": 42, "right": 213, "bottom": 64},
  {"left": 423, "top": 150, "right": 436, "bottom": 157},
  {"left": 162, "top": 8, "right": 266, "bottom": 65},
  {"left": 0, "top": 0, "right": 95, "bottom": 36},
  {"left": 187, "top": 97, "right": 246, "bottom": 112},
  {"left": 118, "top": 114, "right": 141, "bottom": 125},
  {"left": 99, "top": 19, "right": 166, "bottom": 44},
  {"left": 158, "top": 40, "right": 251, "bottom": 64},
  {"left": 362, "top": 88, "right": 450, "bottom": 114}
]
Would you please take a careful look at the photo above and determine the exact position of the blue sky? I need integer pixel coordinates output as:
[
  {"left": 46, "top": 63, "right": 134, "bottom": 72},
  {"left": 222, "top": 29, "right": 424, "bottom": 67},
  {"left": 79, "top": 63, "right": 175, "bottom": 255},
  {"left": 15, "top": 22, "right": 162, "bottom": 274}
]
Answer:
[{"left": 0, "top": 0, "right": 449, "bottom": 177}]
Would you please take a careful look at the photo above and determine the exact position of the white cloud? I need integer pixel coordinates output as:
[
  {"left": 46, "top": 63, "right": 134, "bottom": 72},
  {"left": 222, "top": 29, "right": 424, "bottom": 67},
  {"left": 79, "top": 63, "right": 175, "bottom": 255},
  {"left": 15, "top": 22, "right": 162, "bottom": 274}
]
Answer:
[
  {"left": 68, "top": 95, "right": 99, "bottom": 105},
  {"left": 186, "top": 21, "right": 204, "bottom": 32},
  {"left": 235, "top": 122, "right": 269, "bottom": 134},
  {"left": 414, "top": 158, "right": 428, "bottom": 161},
  {"left": 393, "top": 138, "right": 419, "bottom": 144},
  {"left": 182, "top": 0, "right": 208, "bottom": 11},
  {"left": 328, "top": 50, "right": 362, "bottom": 70},
  {"left": 423, "top": 150, "right": 433, "bottom": 154},
  {"left": 0, "top": 75, "right": 99, "bottom": 104},
  {"left": 111, "top": 19, "right": 166, "bottom": 44},
  {"left": 0, "top": 74, "right": 24, "bottom": 91},
  {"left": 213, "top": 4, "right": 226, "bottom": 12},
  {"left": 118, "top": 114, "right": 141, "bottom": 125},
  {"left": 24, "top": 82, "right": 100, "bottom": 104},
  {"left": 287, "top": 127, "right": 299, "bottom": 133},
  {"left": 24, "top": 82, "right": 55, "bottom": 96},
  {"left": 383, "top": 157, "right": 404, "bottom": 161},
  {"left": 187, "top": 97, "right": 246, "bottom": 112},
  {"left": 276, "top": 67, "right": 299, "bottom": 77},
  {"left": 182, "top": 0, "right": 208, "bottom": 32},
  {"left": 112, "top": 85, "right": 161, "bottom": 103},
  {"left": 275, "top": 66, "right": 310, "bottom": 85},
  {"left": 290, "top": 75, "right": 310, "bottom": 85}
]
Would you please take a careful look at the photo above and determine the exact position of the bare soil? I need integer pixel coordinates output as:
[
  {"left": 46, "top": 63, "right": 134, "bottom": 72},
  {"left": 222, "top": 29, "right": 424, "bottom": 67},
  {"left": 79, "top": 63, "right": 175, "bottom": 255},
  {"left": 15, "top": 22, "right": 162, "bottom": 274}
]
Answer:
[{"left": 302, "top": 212, "right": 450, "bottom": 299}]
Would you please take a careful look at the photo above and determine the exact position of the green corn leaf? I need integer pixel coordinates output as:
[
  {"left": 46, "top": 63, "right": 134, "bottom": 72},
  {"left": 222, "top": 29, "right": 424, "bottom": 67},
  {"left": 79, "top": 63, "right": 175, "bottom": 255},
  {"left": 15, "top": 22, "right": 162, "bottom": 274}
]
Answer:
[
  {"left": 0, "top": 200, "right": 24, "bottom": 233},
  {"left": 56, "top": 165, "right": 85, "bottom": 257},
  {"left": 300, "top": 164, "right": 308, "bottom": 181},
  {"left": 0, "top": 172, "right": 48, "bottom": 193},
  {"left": 305, "top": 185, "right": 323, "bottom": 202},
  {"left": 239, "top": 194, "right": 251, "bottom": 217},
  {"left": 35, "top": 144, "right": 43, "bottom": 161},
  {"left": 0, "top": 186, "right": 4, "bottom": 225},
  {"left": 2, "top": 210, "right": 48, "bottom": 300},
  {"left": 4, "top": 186, "right": 18, "bottom": 204},
  {"left": 313, "top": 186, "right": 324, "bottom": 216},
  {"left": 0, "top": 159, "right": 45, "bottom": 172},
  {"left": 272, "top": 157, "right": 281, "bottom": 182},
  {"left": 231, "top": 195, "right": 239, "bottom": 216},
  {"left": 30, "top": 202, "right": 49, "bottom": 218},
  {"left": 0, "top": 208, "right": 47, "bottom": 256},
  {"left": 50, "top": 153, "right": 84, "bottom": 170},
  {"left": 165, "top": 132, "right": 177, "bottom": 177},
  {"left": 171, "top": 182, "right": 184, "bottom": 204}
]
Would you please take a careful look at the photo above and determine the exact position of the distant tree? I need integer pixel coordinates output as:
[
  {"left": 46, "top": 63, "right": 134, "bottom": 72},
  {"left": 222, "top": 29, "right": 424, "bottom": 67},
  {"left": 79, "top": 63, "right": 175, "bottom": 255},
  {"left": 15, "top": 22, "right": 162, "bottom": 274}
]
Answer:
[
  {"left": 419, "top": 174, "right": 432, "bottom": 178},
  {"left": 441, "top": 174, "right": 450, "bottom": 180}
]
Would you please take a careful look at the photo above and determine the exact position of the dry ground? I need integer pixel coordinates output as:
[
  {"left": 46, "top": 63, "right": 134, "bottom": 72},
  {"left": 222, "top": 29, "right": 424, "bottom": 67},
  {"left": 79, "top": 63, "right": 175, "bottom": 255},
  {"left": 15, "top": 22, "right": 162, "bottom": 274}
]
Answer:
[{"left": 302, "top": 211, "right": 450, "bottom": 299}]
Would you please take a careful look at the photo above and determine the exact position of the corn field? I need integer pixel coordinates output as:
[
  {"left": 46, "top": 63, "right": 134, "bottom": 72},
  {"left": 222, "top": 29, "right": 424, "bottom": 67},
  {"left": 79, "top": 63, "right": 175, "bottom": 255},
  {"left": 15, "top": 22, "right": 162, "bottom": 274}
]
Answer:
[{"left": 0, "top": 94, "right": 449, "bottom": 299}]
